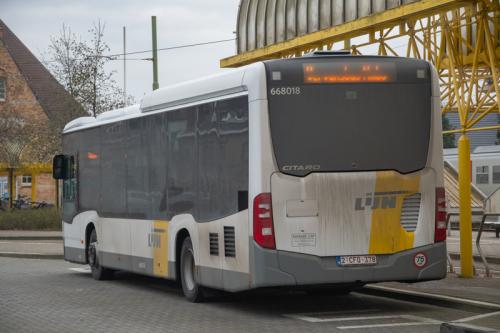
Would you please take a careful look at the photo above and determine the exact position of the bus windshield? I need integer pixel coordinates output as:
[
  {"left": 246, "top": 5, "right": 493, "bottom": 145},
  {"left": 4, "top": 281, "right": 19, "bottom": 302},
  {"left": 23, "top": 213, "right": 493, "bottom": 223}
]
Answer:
[{"left": 265, "top": 57, "right": 432, "bottom": 176}]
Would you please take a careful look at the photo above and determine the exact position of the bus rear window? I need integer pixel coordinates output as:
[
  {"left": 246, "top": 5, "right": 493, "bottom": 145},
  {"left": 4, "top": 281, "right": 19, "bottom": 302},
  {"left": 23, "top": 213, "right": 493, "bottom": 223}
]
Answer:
[{"left": 264, "top": 57, "right": 432, "bottom": 176}]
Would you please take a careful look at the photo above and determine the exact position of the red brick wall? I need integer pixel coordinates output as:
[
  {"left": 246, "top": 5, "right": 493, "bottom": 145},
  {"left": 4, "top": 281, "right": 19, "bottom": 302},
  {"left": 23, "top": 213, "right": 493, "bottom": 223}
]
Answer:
[
  {"left": 15, "top": 174, "right": 56, "bottom": 204},
  {"left": 0, "top": 31, "right": 48, "bottom": 123},
  {"left": 35, "top": 173, "right": 56, "bottom": 204}
]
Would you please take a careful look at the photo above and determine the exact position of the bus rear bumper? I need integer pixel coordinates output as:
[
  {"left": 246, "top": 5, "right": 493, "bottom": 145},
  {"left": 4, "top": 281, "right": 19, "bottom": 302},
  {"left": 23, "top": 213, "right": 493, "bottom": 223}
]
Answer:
[{"left": 251, "top": 242, "right": 447, "bottom": 288}]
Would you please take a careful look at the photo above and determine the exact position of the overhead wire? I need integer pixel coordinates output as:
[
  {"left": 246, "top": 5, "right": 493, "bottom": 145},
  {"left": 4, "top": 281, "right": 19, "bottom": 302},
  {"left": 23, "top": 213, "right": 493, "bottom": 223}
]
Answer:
[
  {"left": 41, "top": 37, "right": 236, "bottom": 63},
  {"left": 109, "top": 38, "right": 236, "bottom": 59}
]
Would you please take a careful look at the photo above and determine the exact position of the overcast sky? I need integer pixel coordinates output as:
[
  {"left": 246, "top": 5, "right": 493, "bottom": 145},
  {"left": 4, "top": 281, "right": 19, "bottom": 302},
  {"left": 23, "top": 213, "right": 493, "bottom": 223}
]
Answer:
[{"left": 1, "top": 0, "right": 240, "bottom": 102}]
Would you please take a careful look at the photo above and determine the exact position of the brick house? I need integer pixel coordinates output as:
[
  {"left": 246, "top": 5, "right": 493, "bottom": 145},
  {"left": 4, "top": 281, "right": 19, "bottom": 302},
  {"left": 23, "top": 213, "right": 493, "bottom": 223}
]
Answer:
[{"left": 0, "top": 19, "right": 83, "bottom": 205}]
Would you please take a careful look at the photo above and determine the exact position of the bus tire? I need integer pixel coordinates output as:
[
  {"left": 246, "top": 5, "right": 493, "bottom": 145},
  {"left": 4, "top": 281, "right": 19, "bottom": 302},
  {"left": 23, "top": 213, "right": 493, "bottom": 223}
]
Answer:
[
  {"left": 88, "top": 229, "right": 114, "bottom": 281},
  {"left": 180, "top": 237, "right": 204, "bottom": 302}
]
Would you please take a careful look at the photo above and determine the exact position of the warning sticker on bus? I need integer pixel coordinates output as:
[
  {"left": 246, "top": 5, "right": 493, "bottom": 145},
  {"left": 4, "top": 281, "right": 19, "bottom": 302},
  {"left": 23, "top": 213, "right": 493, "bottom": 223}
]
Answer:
[{"left": 291, "top": 233, "right": 316, "bottom": 247}]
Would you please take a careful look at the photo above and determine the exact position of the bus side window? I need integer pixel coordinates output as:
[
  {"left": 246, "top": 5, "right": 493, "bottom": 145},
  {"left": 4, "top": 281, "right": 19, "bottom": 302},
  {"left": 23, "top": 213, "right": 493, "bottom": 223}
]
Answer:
[
  {"left": 126, "top": 117, "right": 151, "bottom": 219},
  {"left": 62, "top": 156, "right": 76, "bottom": 200},
  {"left": 167, "top": 107, "right": 197, "bottom": 217},
  {"left": 62, "top": 156, "right": 77, "bottom": 221},
  {"left": 100, "top": 122, "right": 127, "bottom": 217},
  {"left": 148, "top": 113, "right": 168, "bottom": 220},
  {"left": 216, "top": 96, "right": 249, "bottom": 216},
  {"left": 78, "top": 128, "right": 101, "bottom": 212},
  {"left": 197, "top": 102, "right": 219, "bottom": 221}
]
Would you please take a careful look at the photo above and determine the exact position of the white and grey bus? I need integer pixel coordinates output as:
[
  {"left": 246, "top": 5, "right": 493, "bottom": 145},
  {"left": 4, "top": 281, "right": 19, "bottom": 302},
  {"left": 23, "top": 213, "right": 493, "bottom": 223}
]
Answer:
[{"left": 54, "top": 54, "right": 447, "bottom": 302}]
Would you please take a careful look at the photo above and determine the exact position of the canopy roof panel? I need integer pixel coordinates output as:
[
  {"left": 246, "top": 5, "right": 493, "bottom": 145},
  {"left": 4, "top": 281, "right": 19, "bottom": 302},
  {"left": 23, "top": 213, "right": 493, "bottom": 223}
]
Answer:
[{"left": 236, "top": 0, "right": 421, "bottom": 54}]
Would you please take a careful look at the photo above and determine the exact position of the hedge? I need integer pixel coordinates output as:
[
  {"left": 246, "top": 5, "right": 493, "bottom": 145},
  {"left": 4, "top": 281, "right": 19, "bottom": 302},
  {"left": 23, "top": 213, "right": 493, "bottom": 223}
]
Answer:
[{"left": 0, "top": 208, "right": 62, "bottom": 230}]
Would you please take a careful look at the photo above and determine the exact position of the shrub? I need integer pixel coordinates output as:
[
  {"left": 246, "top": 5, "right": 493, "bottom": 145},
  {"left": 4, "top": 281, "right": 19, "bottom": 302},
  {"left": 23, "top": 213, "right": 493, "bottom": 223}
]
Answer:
[{"left": 0, "top": 208, "right": 62, "bottom": 230}]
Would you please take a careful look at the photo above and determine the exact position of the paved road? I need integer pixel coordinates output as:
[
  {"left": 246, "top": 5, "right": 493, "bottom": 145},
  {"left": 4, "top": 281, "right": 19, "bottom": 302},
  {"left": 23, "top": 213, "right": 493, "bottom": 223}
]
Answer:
[{"left": 1, "top": 258, "right": 500, "bottom": 333}]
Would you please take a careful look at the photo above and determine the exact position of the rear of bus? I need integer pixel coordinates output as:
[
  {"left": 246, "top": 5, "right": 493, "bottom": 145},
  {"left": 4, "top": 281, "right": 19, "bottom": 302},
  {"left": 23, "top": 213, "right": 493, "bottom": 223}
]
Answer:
[{"left": 250, "top": 55, "right": 446, "bottom": 288}]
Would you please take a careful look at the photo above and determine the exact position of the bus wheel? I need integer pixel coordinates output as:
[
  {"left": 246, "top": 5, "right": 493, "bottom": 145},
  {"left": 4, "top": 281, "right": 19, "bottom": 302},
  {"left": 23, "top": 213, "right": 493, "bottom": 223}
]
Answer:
[
  {"left": 88, "top": 229, "right": 114, "bottom": 281},
  {"left": 180, "top": 237, "right": 205, "bottom": 302}
]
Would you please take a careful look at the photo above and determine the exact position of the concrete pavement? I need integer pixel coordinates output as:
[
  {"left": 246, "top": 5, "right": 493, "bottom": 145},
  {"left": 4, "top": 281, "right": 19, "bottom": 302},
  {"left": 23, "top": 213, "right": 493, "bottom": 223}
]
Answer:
[
  {"left": 0, "top": 230, "right": 61, "bottom": 240},
  {"left": 0, "top": 230, "right": 63, "bottom": 259},
  {"left": 0, "top": 239, "right": 63, "bottom": 259}
]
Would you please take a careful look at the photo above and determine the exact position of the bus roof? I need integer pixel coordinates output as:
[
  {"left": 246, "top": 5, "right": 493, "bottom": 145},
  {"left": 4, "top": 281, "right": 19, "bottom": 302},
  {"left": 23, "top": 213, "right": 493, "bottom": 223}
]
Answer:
[{"left": 63, "top": 67, "right": 247, "bottom": 133}]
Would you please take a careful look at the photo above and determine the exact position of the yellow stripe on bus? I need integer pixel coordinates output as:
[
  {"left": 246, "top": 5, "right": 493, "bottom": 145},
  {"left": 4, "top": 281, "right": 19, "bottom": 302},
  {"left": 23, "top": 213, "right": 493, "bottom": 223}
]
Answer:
[
  {"left": 153, "top": 220, "right": 169, "bottom": 278},
  {"left": 368, "top": 171, "right": 420, "bottom": 254}
]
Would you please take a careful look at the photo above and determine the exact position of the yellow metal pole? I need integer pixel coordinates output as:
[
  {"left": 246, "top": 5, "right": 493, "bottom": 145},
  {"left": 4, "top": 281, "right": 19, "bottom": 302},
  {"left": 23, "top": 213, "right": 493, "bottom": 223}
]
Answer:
[
  {"left": 31, "top": 173, "right": 37, "bottom": 204},
  {"left": 11, "top": 172, "right": 16, "bottom": 203},
  {"left": 344, "top": 39, "right": 351, "bottom": 51},
  {"left": 7, "top": 168, "right": 13, "bottom": 210},
  {"left": 458, "top": 134, "right": 473, "bottom": 278}
]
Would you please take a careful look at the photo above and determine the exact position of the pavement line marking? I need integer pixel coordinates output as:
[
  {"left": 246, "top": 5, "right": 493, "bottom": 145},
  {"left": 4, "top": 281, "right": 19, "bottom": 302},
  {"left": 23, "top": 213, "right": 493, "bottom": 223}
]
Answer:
[
  {"left": 283, "top": 309, "right": 379, "bottom": 320},
  {"left": 337, "top": 314, "right": 440, "bottom": 329},
  {"left": 338, "top": 321, "right": 437, "bottom": 329},
  {"left": 286, "top": 315, "right": 395, "bottom": 323},
  {"left": 366, "top": 285, "right": 500, "bottom": 310},
  {"left": 69, "top": 267, "right": 91, "bottom": 273},
  {"left": 452, "top": 310, "right": 500, "bottom": 323},
  {"left": 286, "top": 310, "right": 443, "bottom": 328}
]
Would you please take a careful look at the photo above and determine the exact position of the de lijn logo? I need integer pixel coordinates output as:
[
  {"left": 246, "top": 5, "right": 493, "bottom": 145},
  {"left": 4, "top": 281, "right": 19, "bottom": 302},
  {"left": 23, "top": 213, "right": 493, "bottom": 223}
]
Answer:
[
  {"left": 148, "top": 228, "right": 164, "bottom": 249},
  {"left": 354, "top": 191, "right": 409, "bottom": 211}
]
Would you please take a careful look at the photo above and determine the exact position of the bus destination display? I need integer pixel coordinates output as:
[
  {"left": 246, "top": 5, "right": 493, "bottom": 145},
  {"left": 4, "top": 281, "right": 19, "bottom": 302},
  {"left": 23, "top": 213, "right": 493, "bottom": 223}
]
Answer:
[{"left": 303, "top": 62, "right": 396, "bottom": 83}]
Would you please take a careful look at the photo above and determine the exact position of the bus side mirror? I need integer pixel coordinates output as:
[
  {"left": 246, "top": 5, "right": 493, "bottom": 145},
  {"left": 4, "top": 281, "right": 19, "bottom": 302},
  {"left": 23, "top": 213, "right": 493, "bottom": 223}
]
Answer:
[{"left": 53, "top": 154, "right": 69, "bottom": 180}]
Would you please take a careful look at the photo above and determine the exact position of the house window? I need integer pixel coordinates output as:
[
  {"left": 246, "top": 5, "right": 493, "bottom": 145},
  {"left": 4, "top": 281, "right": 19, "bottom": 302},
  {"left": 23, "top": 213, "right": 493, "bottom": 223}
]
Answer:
[
  {"left": 476, "top": 166, "right": 489, "bottom": 184},
  {"left": 493, "top": 166, "right": 500, "bottom": 184},
  {"left": 21, "top": 175, "right": 32, "bottom": 186},
  {"left": 0, "top": 78, "right": 5, "bottom": 101}
]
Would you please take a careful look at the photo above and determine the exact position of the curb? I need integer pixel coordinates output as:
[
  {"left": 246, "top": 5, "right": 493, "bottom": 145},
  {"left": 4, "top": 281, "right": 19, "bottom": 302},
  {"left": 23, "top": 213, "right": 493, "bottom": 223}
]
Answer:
[
  {"left": 361, "top": 285, "right": 500, "bottom": 311},
  {"left": 0, "top": 252, "right": 63, "bottom": 260},
  {"left": 441, "top": 323, "right": 498, "bottom": 333},
  {"left": 449, "top": 253, "right": 500, "bottom": 266},
  {"left": 0, "top": 236, "right": 62, "bottom": 241}
]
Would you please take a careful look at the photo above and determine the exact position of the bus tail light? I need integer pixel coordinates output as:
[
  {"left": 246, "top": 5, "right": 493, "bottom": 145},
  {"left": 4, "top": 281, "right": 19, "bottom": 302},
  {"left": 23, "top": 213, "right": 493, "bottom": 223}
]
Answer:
[
  {"left": 435, "top": 187, "right": 447, "bottom": 242},
  {"left": 253, "top": 193, "right": 276, "bottom": 249}
]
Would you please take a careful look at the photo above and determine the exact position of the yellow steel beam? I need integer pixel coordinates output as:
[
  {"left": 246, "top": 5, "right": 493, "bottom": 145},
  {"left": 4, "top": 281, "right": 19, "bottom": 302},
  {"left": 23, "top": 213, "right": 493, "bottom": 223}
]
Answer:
[
  {"left": 444, "top": 124, "right": 500, "bottom": 134},
  {"left": 440, "top": 47, "right": 500, "bottom": 68},
  {"left": 221, "top": 0, "right": 474, "bottom": 68},
  {"left": 0, "top": 163, "right": 52, "bottom": 175}
]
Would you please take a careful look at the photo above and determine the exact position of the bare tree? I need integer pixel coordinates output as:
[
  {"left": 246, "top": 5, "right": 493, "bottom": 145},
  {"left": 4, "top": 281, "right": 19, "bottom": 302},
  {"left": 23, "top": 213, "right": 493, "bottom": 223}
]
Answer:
[
  {"left": 0, "top": 107, "right": 56, "bottom": 166},
  {"left": 45, "top": 21, "right": 134, "bottom": 117}
]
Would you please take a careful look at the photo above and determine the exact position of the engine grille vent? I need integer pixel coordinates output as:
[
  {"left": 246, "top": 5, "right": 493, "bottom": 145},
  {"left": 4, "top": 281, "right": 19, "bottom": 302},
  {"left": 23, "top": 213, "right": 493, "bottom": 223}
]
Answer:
[
  {"left": 209, "top": 233, "right": 219, "bottom": 256},
  {"left": 224, "top": 226, "right": 236, "bottom": 258},
  {"left": 400, "top": 193, "right": 421, "bottom": 232}
]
